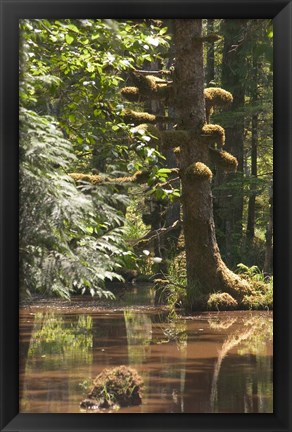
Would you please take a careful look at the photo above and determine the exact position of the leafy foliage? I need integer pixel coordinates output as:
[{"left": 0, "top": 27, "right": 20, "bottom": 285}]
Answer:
[
  {"left": 20, "top": 19, "right": 170, "bottom": 174},
  {"left": 19, "top": 107, "right": 126, "bottom": 299},
  {"left": 19, "top": 18, "right": 170, "bottom": 299}
]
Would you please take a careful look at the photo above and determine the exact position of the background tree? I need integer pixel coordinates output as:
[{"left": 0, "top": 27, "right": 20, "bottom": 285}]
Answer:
[{"left": 210, "top": 19, "right": 273, "bottom": 269}]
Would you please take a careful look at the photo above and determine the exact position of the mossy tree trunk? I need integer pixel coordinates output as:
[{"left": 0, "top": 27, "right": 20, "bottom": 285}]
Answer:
[{"left": 173, "top": 20, "right": 250, "bottom": 302}]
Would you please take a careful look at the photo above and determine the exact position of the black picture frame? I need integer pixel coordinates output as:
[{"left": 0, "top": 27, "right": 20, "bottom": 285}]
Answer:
[{"left": 1, "top": 1, "right": 291, "bottom": 431}]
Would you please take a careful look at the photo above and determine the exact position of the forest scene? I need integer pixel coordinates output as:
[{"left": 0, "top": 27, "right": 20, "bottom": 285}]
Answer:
[{"left": 19, "top": 18, "right": 273, "bottom": 414}]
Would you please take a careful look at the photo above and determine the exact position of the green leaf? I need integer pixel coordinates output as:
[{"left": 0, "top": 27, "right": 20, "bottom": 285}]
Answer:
[
  {"left": 67, "top": 24, "right": 80, "bottom": 33},
  {"left": 65, "top": 34, "right": 74, "bottom": 44},
  {"left": 157, "top": 168, "right": 171, "bottom": 174}
]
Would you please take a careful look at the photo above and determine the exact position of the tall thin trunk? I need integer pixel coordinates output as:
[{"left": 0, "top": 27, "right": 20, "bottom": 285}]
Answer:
[
  {"left": 246, "top": 113, "right": 258, "bottom": 238},
  {"left": 246, "top": 56, "right": 258, "bottom": 239},
  {"left": 206, "top": 19, "right": 215, "bottom": 85},
  {"left": 220, "top": 19, "right": 248, "bottom": 263},
  {"left": 263, "top": 180, "right": 273, "bottom": 274}
]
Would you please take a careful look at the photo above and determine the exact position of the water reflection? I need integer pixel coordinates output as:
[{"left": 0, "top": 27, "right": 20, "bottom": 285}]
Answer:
[
  {"left": 19, "top": 309, "right": 273, "bottom": 413},
  {"left": 209, "top": 316, "right": 273, "bottom": 413}
]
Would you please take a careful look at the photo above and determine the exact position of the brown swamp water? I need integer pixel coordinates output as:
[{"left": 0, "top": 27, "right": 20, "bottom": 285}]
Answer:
[{"left": 19, "top": 285, "right": 273, "bottom": 414}]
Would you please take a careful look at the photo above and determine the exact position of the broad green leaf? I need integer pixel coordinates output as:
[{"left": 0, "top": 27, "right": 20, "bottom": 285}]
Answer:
[{"left": 65, "top": 34, "right": 74, "bottom": 44}]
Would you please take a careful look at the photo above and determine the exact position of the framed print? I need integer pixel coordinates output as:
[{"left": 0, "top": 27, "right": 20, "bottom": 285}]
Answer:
[{"left": 1, "top": 0, "right": 291, "bottom": 431}]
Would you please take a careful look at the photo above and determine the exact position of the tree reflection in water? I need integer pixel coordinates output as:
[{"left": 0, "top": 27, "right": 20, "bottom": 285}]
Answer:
[
  {"left": 20, "top": 313, "right": 93, "bottom": 412},
  {"left": 20, "top": 309, "right": 272, "bottom": 413},
  {"left": 209, "top": 315, "right": 273, "bottom": 413}
]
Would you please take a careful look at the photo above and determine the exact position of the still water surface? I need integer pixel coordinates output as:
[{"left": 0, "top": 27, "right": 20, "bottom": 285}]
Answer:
[{"left": 19, "top": 287, "right": 273, "bottom": 414}]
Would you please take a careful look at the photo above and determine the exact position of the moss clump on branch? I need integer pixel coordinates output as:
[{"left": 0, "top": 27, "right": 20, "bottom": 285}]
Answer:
[
  {"left": 122, "top": 109, "right": 157, "bottom": 125},
  {"left": 185, "top": 162, "right": 213, "bottom": 181},
  {"left": 201, "top": 124, "right": 225, "bottom": 148},
  {"left": 132, "top": 72, "right": 158, "bottom": 93},
  {"left": 207, "top": 292, "right": 238, "bottom": 310},
  {"left": 204, "top": 87, "right": 233, "bottom": 107},
  {"left": 209, "top": 148, "right": 238, "bottom": 172},
  {"left": 173, "top": 146, "right": 181, "bottom": 162},
  {"left": 194, "top": 34, "right": 221, "bottom": 43},
  {"left": 204, "top": 87, "right": 233, "bottom": 121},
  {"left": 161, "top": 130, "right": 189, "bottom": 149},
  {"left": 131, "top": 73, "right": 170, "bottom": 99},
  {"left": 70, "top": 171, "right": 150, "bottom": 185},
  {"left": 120, "top": 86, "right": 141, "bottom": 102},
  {"left": 81, "top": 366, "right": 144, "bottom": 411},
  {"left": 69, "top": 173, "right": 104, "bottom": 184}
]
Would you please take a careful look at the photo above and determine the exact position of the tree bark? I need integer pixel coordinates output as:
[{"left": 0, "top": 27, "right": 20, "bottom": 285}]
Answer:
[
  {"left": 206, "top": 19, "right": 215, "bottom": 85},
  {"left": 246, "top": 55, "right": 258, "bottom": 239},
  {"left": 173, "top": 20, "right": 250, "bottom": 302},
  {"left": 246, "top": 113, "right": 258, "bottom": 238},
  {"left": 263, "top": 180, "right": 273, "bottom": 274},
  {"left": 219, "top": 19, "right": 248, "bottom": 263}
]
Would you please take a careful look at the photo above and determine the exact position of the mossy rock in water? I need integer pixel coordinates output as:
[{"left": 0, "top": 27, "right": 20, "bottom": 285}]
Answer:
[
  {"left": 207, "top": 292, "right": 238, "bottom": 310},
  {"left": 80, "top": 366, "right": 144, "bottom": 411}
]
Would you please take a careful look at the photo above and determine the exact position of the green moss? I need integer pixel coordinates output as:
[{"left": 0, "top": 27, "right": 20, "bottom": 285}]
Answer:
[
  {"left": 173, "top": 146, "right": 181, "bottom": 162},
  {"left": 201, "top": 124, "right": 225, "bottom": 147},
  {"left": 70, "top": 171, "right": 149, "bottom": 185},
  {"left": 161, "top": 130, "right": 189, "bottom": 148},
  {"left": 207, "top": 292, "right": 238, "bottom": 310},
  {"left": 128, "top": 73, "right": 172, "bottom": 100},
  {"left": 69, "top": 173, "right": 104, "bottom": 184},
  {"left": 209, "top": 148, "right": 238, "bottom": 172},
  {"left": 122, "top": 109, "right": 157, "bottom": 125},
  {"left": 120, "top": 86, "right": 141, "bottom": 102},
  {"left": 194, "top": 34, "right": 221, "bottom": 43},
  {"left": 185, "top": 162, "right": 213, "bottom": 181},
  {"left": 154, "top": 278, "right": 170, "bottom": 286},
  {"left": 82, "top": 366, "right": 144, "bottom": 410},
  {"left": 113, "top": 176, "right": 135, "bottom": 183},
  {"left": 204, "top": 87, "right": 233, "bottom": 107},
  {"left": 204, "top": 87, "right": 233, "bottom": 120},
  {"left": 241, "top": 284, "right": 273, "bottom": 310},
  {"left": 132, "top": 73, "right": 158, "bottom": 93}
]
